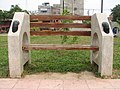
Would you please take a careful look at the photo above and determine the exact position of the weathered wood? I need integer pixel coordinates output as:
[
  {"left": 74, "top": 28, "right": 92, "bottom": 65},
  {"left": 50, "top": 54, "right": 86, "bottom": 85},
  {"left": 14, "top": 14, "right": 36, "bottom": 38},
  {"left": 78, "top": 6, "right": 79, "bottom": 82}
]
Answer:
[
  {"left": 30, "top": 31, "right": 91, "bottom": 36},
  {"left": 22, "top": 44, "right": 99, "bottom": 51},
  {"left": 30, "top": 23, "right": 91, "bottom": 28},
  {"left": 30, "top": 15, "right": 91, "bottom": 21}
]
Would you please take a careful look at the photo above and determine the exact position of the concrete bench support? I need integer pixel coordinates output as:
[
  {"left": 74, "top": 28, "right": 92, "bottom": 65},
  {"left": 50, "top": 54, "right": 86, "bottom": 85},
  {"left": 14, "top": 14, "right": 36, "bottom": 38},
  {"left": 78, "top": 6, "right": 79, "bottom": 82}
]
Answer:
[
  {"left": 8, "top": 12, "right": 30, "bottom": 78},
  {"left": 91, "top": 13, "right": 113, "bottom": 76}
]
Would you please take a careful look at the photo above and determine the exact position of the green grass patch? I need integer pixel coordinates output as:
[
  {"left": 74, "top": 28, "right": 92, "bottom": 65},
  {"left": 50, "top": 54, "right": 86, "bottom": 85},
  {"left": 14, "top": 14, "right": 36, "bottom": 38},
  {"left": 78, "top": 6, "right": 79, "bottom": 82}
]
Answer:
[
  {"left": 25, "top": 36, "right": 96, "bottom": 74},
  {"left": 0, "top": 36, "right": 9, "bottom": 77},
  {"left": 113, "top": 37, "right": 120, "bottom": 70},
  {"left": 24, "top": 50, "right": 97, "bottom": 74}
]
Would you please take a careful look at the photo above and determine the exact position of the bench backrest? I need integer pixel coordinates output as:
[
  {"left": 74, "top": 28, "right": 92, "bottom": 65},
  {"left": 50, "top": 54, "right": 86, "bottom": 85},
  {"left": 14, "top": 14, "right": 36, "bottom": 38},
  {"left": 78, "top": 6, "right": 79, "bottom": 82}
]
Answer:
[{"left": 30, "top": 15, "right": 91, "bottom": 36}]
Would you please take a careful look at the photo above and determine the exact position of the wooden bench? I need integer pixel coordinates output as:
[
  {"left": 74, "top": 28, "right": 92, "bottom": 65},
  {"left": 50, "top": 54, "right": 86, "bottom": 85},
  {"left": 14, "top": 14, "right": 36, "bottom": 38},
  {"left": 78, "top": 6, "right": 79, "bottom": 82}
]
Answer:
[
  {"left": 22, "top": 15, "right": 99, "bottom": 51},
  {"left": 8, "top": 12, "right": 113, "bottom": 78}
]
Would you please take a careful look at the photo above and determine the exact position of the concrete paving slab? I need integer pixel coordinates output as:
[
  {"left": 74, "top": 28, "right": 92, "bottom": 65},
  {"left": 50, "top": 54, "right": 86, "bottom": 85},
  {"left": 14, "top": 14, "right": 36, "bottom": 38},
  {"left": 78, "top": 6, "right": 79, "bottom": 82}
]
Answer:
[
  {"left": 89, "top": 89, "right": 116, "bottom": 90},
  {"left": 0, "top": 78, "right": 119, "bottom": 90},
  {"left": 38, "top": 80, "right": 63, "bottom": 90},
  {"left": 0, "top": 79, "right": 18, "bottom": 89},
  {"left": 86, "top": 80, "right": 114, "bottom": 89},
  {"left": 63, "top": 80, "right": 89, "bottom": 90},
  {"left": 108, "top": 79, "right": 120, "bottom": 89},
  {"left": 13, "top": 79, "right": 40, "bottom": 90}
]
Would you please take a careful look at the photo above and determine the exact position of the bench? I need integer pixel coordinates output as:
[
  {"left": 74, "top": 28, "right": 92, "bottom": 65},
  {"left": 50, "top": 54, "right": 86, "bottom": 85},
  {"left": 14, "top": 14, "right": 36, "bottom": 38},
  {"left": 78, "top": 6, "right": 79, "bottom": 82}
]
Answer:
[{"left": 8, "top": 12, "right": 113, "bottom": 78}]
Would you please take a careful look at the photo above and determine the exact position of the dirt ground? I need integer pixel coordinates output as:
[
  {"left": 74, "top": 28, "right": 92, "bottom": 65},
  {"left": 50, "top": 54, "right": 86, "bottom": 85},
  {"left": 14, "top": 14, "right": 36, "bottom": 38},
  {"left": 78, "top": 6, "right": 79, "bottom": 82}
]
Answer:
[{"left": 25, "top": 71, "right": 98, "bottom": 80}]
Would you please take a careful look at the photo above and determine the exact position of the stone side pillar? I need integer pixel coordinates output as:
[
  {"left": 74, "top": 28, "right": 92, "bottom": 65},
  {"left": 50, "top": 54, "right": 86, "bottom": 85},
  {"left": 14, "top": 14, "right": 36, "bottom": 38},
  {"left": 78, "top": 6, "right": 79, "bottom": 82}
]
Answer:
[
  {"left": 91, "top": 13, "right": 113, "bottom": 76},
  {"left": 8, "top": 12, "right": 30, "bottom": 78}
]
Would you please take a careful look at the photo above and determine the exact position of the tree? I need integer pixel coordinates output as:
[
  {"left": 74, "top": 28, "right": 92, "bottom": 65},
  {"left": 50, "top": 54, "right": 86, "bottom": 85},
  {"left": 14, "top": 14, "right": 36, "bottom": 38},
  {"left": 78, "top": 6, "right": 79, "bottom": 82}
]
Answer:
[
  {"left": 61, "top": 9, "right": 78, "bottom": 44},
  {"left": 0, "top": 5, "right": 28, "bottom": 20},
  {"left": 0, "top": 10, "right": 3, "bottom": 20},
  {"left": 8, "top": 5, "right": 24, "bottom": 19},
  {"left": 111, "top": 4, "right": 120, "bottom": 24},
  {"left": 2, "top": 10, "right": 10, "bottom": 19}
]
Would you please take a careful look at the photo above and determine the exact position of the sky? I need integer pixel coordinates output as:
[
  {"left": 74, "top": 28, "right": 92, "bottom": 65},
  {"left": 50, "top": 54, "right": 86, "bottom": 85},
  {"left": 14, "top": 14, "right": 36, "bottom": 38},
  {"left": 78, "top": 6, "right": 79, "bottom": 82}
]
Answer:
[{"left": 0, "top": 0, "right": 120, "bottom": 15}]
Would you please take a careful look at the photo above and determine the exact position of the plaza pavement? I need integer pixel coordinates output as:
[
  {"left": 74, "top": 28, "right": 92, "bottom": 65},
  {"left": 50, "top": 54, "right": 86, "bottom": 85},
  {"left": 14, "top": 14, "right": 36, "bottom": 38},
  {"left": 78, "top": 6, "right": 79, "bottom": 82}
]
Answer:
[{"left": 0, "top": 76, "right": 120, "bottom": 90}]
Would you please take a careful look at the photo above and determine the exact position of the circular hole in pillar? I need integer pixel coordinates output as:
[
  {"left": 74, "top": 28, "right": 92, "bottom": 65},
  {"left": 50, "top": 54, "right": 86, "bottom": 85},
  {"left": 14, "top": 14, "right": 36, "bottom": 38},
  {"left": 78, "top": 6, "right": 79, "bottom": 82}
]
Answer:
[
  {"left": 23, "top": 32, "right": 29, "bottom": 47},
  {"left": 92, "top": 33, "right": 99, "bottom": 63},
  {"left": 22, "top": 32, "right": 29, "bottom": 62}
]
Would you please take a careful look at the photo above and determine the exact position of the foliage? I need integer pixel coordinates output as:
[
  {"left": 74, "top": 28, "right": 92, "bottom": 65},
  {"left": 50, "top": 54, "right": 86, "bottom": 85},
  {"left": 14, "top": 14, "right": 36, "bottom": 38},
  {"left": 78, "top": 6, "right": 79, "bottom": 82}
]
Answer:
[
  {"left": 116, "top": 17, "right": 120, "bottom": 24},
  {"left": 31, "top": 27, "right": 40, "bottom": 31},
  {"left": 8, "top": 5, "right": 23, "bottom": 19},
  {"left": 0, "top": 10, "right": 4, "bottom": 20},
  {"left": 82, "top": 20, "right": 91, "bottom": 24},
  {"left": 0, "top": 5, "right": 28, "bottom": 20},
  {"left": 62, "top": 9, "right": 71, "bottom": 15},
  {"left": 111, "top": 4, "right": 120, "bottom": 24},
  {"left": 61, "top": 9, "right": 78, "bottom": 44}
]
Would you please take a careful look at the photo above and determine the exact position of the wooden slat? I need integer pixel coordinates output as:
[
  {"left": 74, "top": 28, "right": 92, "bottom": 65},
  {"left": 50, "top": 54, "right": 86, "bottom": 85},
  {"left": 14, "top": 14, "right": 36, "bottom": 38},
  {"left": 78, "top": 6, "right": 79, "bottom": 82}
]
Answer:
[
  {"left": 30, "top": 15, "right": 91, "bottom": 21},
  {"left": 30, "top": 23, "right": 91, "bottom": 28},
  {"left": 30, "top": 31, "right": 91, "bottom": 36},
  {"left": 22, "top": 44, "right": 99, "bottom": 51}
]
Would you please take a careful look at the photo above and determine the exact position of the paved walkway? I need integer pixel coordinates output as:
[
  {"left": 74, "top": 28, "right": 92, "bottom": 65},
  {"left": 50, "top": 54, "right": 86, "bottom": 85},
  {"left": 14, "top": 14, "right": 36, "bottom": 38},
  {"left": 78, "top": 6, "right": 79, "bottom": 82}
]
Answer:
[{"left": 0, "top": 78, "right": 120, "bottom": 90}]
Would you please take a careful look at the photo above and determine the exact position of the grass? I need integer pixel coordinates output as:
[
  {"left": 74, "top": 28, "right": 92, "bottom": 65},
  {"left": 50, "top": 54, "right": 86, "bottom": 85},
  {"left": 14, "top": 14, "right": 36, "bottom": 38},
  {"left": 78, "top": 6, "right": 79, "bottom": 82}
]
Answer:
[
  {"left": 0, "top": 36, "right": 9, "bottom": 77},
  {"left": 25, "top": 36, "right": 97, "bottom": 74},
  {"left": 112, "top": 37, "right": 120, "bottom": 78},
  {"left": 0, "top": 35, "right": 120, "bottom": 78}
]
